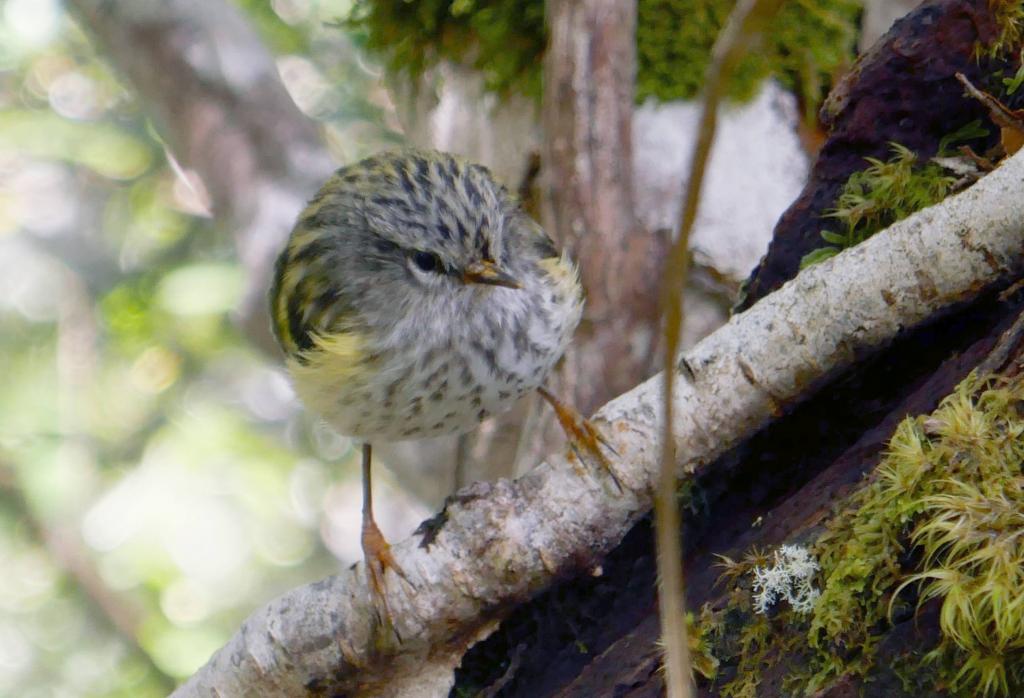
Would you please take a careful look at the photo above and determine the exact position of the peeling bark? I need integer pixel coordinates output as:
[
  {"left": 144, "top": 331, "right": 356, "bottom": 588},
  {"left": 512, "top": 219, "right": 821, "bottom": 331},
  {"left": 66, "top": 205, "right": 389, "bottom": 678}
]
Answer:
[{"left": 175, "top": 150, "right": 1024, "bottom": 697}]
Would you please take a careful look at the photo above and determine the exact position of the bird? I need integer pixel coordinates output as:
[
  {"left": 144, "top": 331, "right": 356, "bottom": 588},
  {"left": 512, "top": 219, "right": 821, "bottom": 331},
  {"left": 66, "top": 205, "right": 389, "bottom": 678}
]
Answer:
[{"left": 269, "top": 149, "right": 617, "bottom": 632}]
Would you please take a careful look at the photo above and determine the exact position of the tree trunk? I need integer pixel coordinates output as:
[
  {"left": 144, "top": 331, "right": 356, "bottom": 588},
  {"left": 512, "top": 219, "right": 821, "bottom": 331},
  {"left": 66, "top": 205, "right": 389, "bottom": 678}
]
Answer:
[{"left": 542, "top": 0, "right": 663, "bottom": 418}]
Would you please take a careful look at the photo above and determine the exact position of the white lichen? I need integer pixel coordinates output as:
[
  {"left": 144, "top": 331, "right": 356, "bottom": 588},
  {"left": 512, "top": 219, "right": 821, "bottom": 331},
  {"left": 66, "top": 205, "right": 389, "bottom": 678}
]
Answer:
[{"left": 751, "top": 545, "right": 820, "bottom": 615}]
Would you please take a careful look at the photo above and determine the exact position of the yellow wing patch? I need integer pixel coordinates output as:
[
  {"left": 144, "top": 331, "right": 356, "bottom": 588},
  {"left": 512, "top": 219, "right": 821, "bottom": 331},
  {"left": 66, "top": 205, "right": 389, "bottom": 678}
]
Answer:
[
  {"left": 286, "top": 329, "right": 372, "bottom": 420},
  {"left": 539, "top": 254, "right": 583, "bottom": 302}
]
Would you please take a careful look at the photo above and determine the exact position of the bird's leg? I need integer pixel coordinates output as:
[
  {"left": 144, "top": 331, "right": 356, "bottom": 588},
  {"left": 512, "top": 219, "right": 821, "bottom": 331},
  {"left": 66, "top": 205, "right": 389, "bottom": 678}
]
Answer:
[
  {"left": 360, "top": 443, "right": 409, "bottom": 637},
  {"left": 537, "top": 386, "right": 622, "bottom": 490}
]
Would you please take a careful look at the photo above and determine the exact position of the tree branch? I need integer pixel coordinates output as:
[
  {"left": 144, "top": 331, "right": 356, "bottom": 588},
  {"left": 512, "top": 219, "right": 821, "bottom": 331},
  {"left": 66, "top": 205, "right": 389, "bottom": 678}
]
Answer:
[
  {"left": 174, "top": 148, "right": 1024, "bottom": 697},
  {"left": 65, "top": 0, "right": 335, "bottom": 354}
]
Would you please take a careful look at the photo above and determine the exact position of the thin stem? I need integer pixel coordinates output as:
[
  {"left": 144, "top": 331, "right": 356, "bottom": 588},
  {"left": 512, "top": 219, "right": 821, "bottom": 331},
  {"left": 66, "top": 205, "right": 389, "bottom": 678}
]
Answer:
[
  {"left": 362, "top": 443, "right": 374, "bottom": 528},
  {"left": 656, "top": 1, "right": 785, "bottom": 696}
]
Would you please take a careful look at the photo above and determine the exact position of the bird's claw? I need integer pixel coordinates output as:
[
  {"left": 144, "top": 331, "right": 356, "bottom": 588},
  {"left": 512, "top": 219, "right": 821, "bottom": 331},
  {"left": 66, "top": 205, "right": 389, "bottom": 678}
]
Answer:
[
  {"left": 362, "top": 519, "right": 410, "bottom": 644},
  {"left": 539, "top": 388, "right": 622, "bottom": 491},
  {"left": 564, "top": 414, "right": 623, "bottom": 492},
  {"left": 592, "top": 425, "right": 619, "bottom": 457}
]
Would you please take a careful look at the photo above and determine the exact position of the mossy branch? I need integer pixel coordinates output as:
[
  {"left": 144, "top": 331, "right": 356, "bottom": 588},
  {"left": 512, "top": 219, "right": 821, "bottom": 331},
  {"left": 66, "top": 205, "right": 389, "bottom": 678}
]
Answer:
[
  {"left": 707, "top": 363, "right": 1024, "bottom": 696},
  {"left": 174, "top": 135, "right": 1024, "bottom": 698}
]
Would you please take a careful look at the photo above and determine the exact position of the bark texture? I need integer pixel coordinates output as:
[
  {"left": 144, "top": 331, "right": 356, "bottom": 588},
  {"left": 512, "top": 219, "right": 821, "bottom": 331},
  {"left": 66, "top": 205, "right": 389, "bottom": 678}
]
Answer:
[
  {"left": 542, "top": 0, "right": 663, "bottom": 417},
  {"left": 174, "top": 149, "right": 1024, "bottom": 697}
]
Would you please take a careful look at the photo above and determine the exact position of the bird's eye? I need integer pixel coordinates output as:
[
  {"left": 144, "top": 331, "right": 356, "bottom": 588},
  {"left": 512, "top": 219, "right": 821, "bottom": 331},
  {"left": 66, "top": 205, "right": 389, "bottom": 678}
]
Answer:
[{"left": 412, "top": 250, "right": 443, "bottom": 273}]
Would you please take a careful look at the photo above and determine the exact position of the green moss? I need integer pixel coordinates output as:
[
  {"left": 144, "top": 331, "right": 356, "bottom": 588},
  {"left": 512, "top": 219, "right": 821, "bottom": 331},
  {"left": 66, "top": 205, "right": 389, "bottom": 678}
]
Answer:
[
  {"left": 816, "top": 375, "right": 1024, "bottom": 695},
  {"left": 235, "top": 0, "right": 309, "bottom": 53},
  {"left": 799, "top": 141, "right": 973, "bottom": 268},
  {"left": 703, "top": 374, "right": 1024, "bottom": 696},
  {"left": 689, "top": 608, "right": 721, "bottom": 680},
  {"left": 717, "top": 612, "right": 776, "bottom": 698},
  {"left": 704, "top": 550, "right": 814, "bottom": 696},
  {"left": 800, "top": 57, "right": 1024, "bottom": 270},
  {"left": 346, "top": 0, "right": 546, "bottom": 97},
  {"left": 346, "top": 0, "right": 861, "bottom": 113},
  {"left": 637, "top": 0, "right": 860, "bottom": 115},
  {"left": 981, "top": 0, "right": 1024, "bottom": 59},
  {"left": 1002, "top": 52, "right": 1024, "bottom": 95}
]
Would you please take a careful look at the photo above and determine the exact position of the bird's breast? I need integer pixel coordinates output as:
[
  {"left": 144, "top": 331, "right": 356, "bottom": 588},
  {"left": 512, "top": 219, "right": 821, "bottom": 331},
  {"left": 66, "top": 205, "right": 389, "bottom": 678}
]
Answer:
[{"left": 292, "top": 270, "right": 582, "bottom": 442}]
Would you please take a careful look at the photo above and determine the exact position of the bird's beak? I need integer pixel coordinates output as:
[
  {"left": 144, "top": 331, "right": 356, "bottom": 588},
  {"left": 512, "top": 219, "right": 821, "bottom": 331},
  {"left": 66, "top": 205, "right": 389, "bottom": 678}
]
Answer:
[{"left": 462, "top": 260, "right": 521, "bottom": 289}]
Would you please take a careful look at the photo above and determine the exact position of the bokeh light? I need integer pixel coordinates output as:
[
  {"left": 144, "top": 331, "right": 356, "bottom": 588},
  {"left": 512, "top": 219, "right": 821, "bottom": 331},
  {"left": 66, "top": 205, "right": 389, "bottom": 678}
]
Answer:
[{"left": 0, "top": 1, "right": 400, "bottom": 693}]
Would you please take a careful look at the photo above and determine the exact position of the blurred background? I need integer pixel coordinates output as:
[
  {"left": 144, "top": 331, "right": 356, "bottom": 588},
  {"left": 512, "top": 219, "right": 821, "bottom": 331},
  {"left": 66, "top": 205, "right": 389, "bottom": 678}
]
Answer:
[
  {"left": 0, "top": 0, "right": 907, "bottom": 694},
  {"left": 0, "top": 2, "right": 416, "bottom": 694}
]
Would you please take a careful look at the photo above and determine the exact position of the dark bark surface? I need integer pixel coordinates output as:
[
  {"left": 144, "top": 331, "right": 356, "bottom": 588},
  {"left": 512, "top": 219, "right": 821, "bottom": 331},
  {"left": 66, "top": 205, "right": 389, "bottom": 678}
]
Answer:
[{"left": 738, "top": 0, "right": 1015, "bottom": 311}]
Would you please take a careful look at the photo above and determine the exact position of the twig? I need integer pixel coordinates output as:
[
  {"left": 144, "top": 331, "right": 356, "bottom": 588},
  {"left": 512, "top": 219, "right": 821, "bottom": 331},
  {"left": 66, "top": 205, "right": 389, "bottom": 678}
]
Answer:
[
  {"left": 657, "top": 0, "right": 784, "bottom": 694},
  {"left": 955, "top": 72, "right": 1024, "bottom": 135},
  {"left": 976, "top": 300, "right": 1024, "bottom": 375}
]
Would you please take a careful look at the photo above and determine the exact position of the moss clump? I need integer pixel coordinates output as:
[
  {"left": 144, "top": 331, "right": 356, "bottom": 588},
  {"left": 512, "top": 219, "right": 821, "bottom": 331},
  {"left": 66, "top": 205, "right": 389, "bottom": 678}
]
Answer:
[
  {"left": 706, "top": 549, "right": 814, "bottom": 697},
  {"left": 716, "top": 612, "right": 786, "bottom": 698},
  {"left": 799, "top": 140, "right": 972, "bottom": 268},
  {"left": 703, "top": 373, "right": 1024, "bottom": 696},
  {"left": 981, "top": 0, "right": 1024, "bottom": 59},
  {"left": 346, "top": 0, "right": 861, "bottom": 113},
  {"left": 811, "top": 374, "right": 1024, "bottom": 695},
  {"left": 346, "top": 0, "right": 546, "bottom": 97},
  {"left": 637, "top": 0, "right": 860, "bottom": 115},
  {"left": 676, "top": 608, "right": 721, "bottom": 681}
]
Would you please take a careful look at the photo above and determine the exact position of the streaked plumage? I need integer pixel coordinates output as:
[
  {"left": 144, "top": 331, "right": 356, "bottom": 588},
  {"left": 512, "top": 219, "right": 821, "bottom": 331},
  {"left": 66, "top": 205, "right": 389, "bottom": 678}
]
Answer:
[
  {"left": 270, "top": 149, "right": 583, "bottom": 442},
  {"left": 269, "top": 150, "right": 616, "bottom": 634}
]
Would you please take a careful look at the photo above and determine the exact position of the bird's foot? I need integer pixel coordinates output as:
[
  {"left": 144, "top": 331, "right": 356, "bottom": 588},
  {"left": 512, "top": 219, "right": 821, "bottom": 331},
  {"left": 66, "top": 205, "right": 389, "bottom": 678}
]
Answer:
[
  {"left": 362, "top": 518, "right": 410, "bottom": 644},
  {"left": 539, "top": 388, "right": 622, "bottom": 491}
]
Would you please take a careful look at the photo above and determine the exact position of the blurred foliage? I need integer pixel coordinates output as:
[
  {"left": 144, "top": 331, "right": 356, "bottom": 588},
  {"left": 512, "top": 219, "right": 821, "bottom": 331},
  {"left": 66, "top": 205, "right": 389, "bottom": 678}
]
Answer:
[
  {"left": 234, "top": 0, "right": 311, "bottom": 53},
  {"left": 0, "top": 111, "right": 152, "bottom": 179},
  {"left": 637, "top": 0, "right": 861, "bottom": 115},
  {"left": 0, "top": 1, "right": 418, "bottom": 695},
  {"left": 346, "top": 0, "right": 546, "bottom": 97},
  {"left": 348, "top": 0, "right": 861, "bottom": 114}
]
